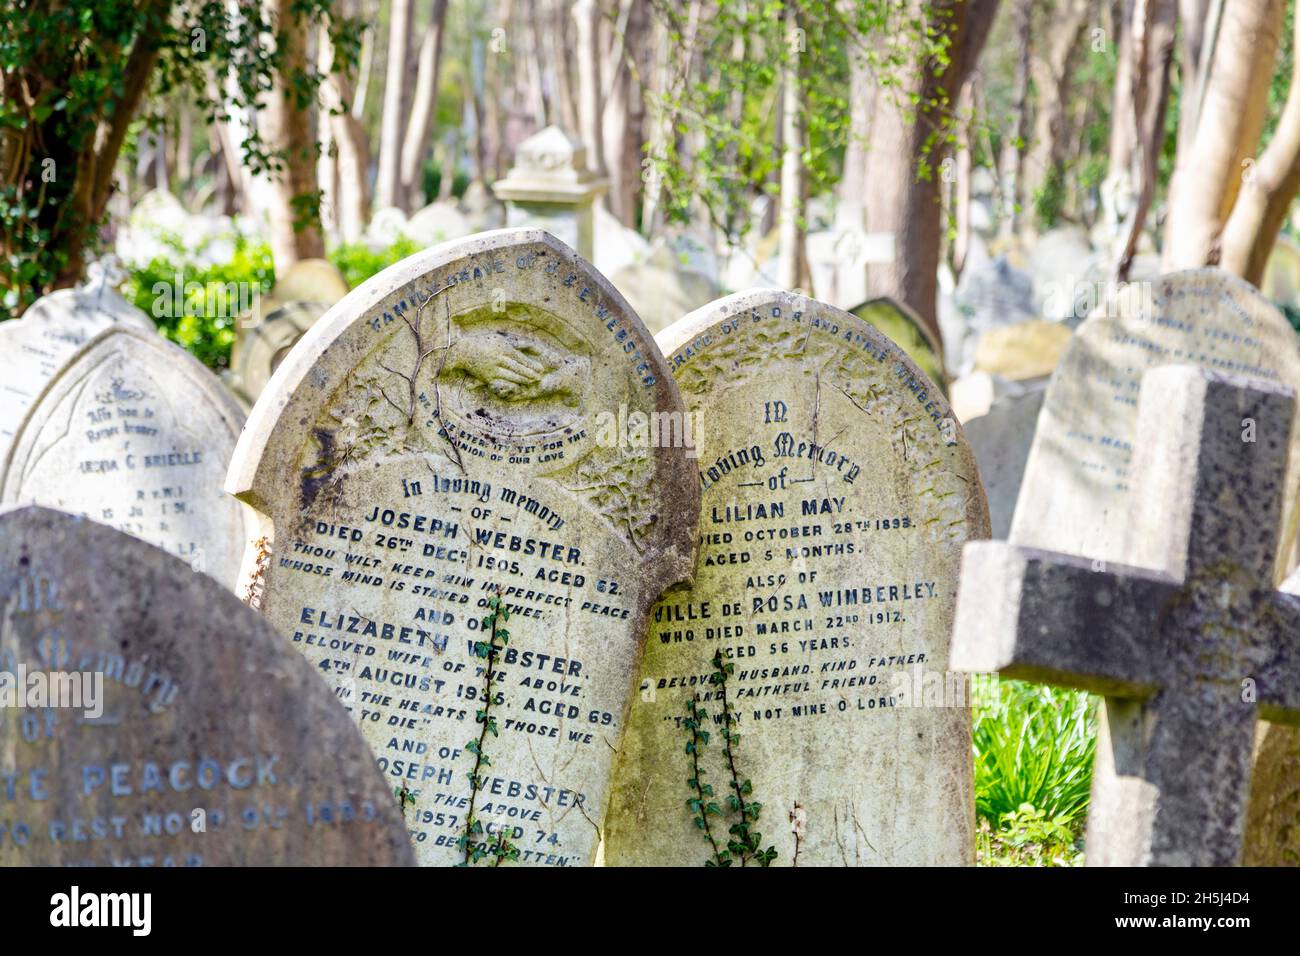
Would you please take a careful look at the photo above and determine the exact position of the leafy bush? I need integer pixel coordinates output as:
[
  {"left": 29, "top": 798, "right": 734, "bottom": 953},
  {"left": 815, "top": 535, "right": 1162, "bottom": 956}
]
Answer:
[
  {"left": 977, "top": 806, "right": 1084, "bottom": 867},
  {"left": 420, "top": 158, "right": 472, "bottom": 206},
  {"left": 122, "top": 237, "right": 275, "bottom": 370},
  {"left": 972, "top": 678, "right": 1096, "bottom": 865},
  {"left": 328, "top": 237, "right": 423, "bottom": 290},
  {"left": 119, "top": 234, "right": 431, "bottom": 370}
]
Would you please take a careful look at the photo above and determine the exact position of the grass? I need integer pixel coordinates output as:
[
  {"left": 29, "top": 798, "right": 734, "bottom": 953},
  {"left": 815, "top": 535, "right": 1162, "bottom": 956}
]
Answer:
[{"left": 972, "top": 678, "right": 1097, "bottom": 866}]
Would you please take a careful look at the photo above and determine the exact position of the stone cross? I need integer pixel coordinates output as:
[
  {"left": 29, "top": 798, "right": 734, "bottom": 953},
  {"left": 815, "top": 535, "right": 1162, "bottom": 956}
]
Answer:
[{"left": 952, "top": 365, "right": 1300, "bottom": 866}]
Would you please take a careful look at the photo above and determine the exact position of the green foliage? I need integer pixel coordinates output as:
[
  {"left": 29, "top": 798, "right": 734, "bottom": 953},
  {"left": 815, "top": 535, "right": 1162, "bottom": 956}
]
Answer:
[
  {"left": 122, "top": 236, "right": 274, "bottom": 370},
  {"left": 116, "top": 234, "right": 421, "bottom": 370},
  {"left": 420, "top": 158, "right": 472, "bottom": 207},
  {"left": 458, "top": 588, "right": 520, "bottom": 866},
  {"left": 973, "top": 680, "right": 1094, "bottom": 866},
  {"left": 328, "top": 237, "right": 424, "bottom": 290},
  {"left": 0, "top": 1, "right": 359, "bottom": 311},
  {"left": 645, "top": 1, "right": 956, "bottom": 244},
  {"left": 684, "top": 649, "right": 776, "bottom": 867},
  {"left": 973, "top": 678, "right": 1096, "bottom": 833},
  {"left": 977, "top": 805, "right": 1084, "bottom": 867}
]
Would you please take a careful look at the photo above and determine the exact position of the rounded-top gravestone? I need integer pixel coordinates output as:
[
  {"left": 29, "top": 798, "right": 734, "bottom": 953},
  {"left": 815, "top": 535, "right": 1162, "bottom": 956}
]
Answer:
[
  {"left": 1, "top": 324, "right": 251, "bottom": 588},
  {"left": 604, "top": 290, "right": 989, "bottom": 866},
  {"left": 226, "top": 228, "right": 698, "bottom": 866},
  {"left": 0, "top": 505, "right": 415, "bottom": 866}
]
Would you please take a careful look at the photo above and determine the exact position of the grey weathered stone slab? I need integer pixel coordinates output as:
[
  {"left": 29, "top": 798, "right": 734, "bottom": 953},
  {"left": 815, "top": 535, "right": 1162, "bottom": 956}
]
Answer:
[
  {"left": 963, "top": 383, "right": 1047, "bottom": 540},
  {"left": 1, "top": 325, "right": 250, "bottom": 588},
  {"left": 0, "top": 504, "right": 414, "bottom": 866},
  {"left": 0, "top": 283, "right": 153, "bottom": 461},
  {"left": 1010, "top": 270, "right": 1300, "bottom": 568},
  {"left": 953, "top": 366, "right": 1300, "bottom": 866},
  {"left": 604, "top": 290, "right": 989, "bottom": 866},
  {"left": 226, "top": 228, "right": 698, "bottom": 866}
]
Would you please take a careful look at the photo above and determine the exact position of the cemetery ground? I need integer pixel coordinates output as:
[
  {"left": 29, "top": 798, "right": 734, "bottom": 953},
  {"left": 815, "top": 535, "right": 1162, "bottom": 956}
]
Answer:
[{"left": 8, "top": 0, "right": 1300, "bottom": 895}]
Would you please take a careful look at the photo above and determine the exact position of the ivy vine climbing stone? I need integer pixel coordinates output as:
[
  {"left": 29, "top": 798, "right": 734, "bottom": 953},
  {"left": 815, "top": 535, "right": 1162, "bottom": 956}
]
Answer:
[
  {"left": 226, "top": 229, "right": 698, "bottom": 866},
  {"left": 605, "top": 291, "right": 989, "bottom": 866}
]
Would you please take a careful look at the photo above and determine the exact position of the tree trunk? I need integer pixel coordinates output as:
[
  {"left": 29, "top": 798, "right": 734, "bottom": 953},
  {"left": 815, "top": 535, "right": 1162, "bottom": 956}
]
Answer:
[
  {"left": 862, "top": 0, "right": 1000, "bottom": 351},
  {"left": 1175, "top": 0, "right": 1214, "bottom": 161},
  {"left": 1021, "top": 0, "right": 1094, "bottom": 231},
  {"left": 777, "top": 7, "right": 809, "bottom": 291},
  {"left": 263, "top": 0, "right": 325, "bottom": 272},
  {"left": 1219, "top": 6, "right": 1300, "bottom": 282},
  {"left": 998, "top": 0, "right": 1032, "bottom": 239},
  {"left": 177, "top": 102, "right": 193, "bottom": 199},
  {"left": 320, "top": 11, "right": 372, "bottom": 243},
  {"left": 1115, "top": 0, "right": 1177, "bottom": 279},
  {"left": 375, "top": 0, "right": 415, "bottom": 210},
  {"left": 602, "top": 0, "right": 648, "bottom": 226},
  {"left": 953, "top": 77, "right": 975, "bottom": 278},
  {"left": 399, "top": 0, "right": 450, "bottom": 209},
  {"left": 353, "top": 11, "right": 375, "bottom": 121},
  {"left": 573, "top": 0, "right": 605, "bottom": 180},
  {"left": 1161, "top": 0, "right": 1283, "bottom": 269},
  {"left": 839, "top": 32, "right": 872, "bottom": 220},
  {"left": 48, "top": 0, "right": 168, "bottom": 290},
  {"left": 549, "top": 0, "right": 580, "bottom": 134},
  {"left": 640, "top": 0, "right": 702, "bottom": 236}
]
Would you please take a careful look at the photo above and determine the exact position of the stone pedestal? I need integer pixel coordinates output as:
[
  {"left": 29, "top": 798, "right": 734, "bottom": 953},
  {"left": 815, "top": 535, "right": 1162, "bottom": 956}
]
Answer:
[{"left": 492, "top": 126, "right": 607, "bottom": 259}]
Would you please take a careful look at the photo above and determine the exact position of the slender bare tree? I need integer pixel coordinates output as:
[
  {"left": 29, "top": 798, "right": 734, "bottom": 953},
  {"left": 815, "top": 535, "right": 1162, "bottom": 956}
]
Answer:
[{"left": 399, "top": 0, "right": 450, "bottom": 208}]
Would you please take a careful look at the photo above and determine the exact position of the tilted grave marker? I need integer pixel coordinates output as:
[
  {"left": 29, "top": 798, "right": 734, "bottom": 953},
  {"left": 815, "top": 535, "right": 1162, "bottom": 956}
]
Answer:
[
  {"left": 604, "top": 290, "right": 989, "bottom": 866},
  {"left": 0, "top": 505, "right": 414, "bottom": 866},
  {"left": 226, "top": 228, "right": 698, "bottom": 866}
]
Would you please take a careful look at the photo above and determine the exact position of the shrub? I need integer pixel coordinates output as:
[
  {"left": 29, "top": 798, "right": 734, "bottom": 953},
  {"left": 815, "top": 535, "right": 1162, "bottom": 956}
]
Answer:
[
  {"left": 122, "top": 237, "right": 275, "bottom": 370},
  {"left": 972, "top": 678, "right": 1096, "bottom": 865},
  {"left": 328, "top": 237, "right": 424, "bottom": 290}
]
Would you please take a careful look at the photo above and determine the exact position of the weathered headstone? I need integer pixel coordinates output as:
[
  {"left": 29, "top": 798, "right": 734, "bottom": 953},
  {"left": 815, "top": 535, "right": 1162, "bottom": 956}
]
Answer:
[
  {"left": 848, "top": 296, "right": 946, "bottom": 395},
  {"left": 406, "top": 200, "right": 473, "bottom": 247},
  {"left": 1263, "top": 234, "right": 1300, "bottom": 308},
  {"left": 947, "top": 255, "right": 1037, "bottom": 375},
  {"left": 1, "top": 324, "right": 250, "bottom": 587},
  {"left": 604, "top": 290, "right": 989, "bottom": 866},
  {"left": 226, "top": 259, "right": 351, "bottom": 407},
  {"left": 963, "top": 382, "right": 1047, "bottom": 540},
  {"left": 1, "top": 280, "right": 154, "bottom": 459},
  {"left": 492, "top": 127, "right": 607, "bottom": 260},
  {"left": 611, "top": 242, "right": 719, "bottom": 336},
  {"left": 365, "top": 206, "right": 410, "bottom": 250},
  {"left": 227, "top": 302, "right": 329, "bottom": 407},
  {"left": 0, "top": 504, "right": 415, "bottom": 866},
  {"left": 226, "top": 229, "right": 697, "bottom": 866},
  {"left": 953, "top": 366, "right": 1300, "bottom": 865},
  {"left": 1010, "top": 270, "right": 1300, "bottom": 566},
  {"left": 972, "top": 319, "right": 1071, "bottom": 382}
]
